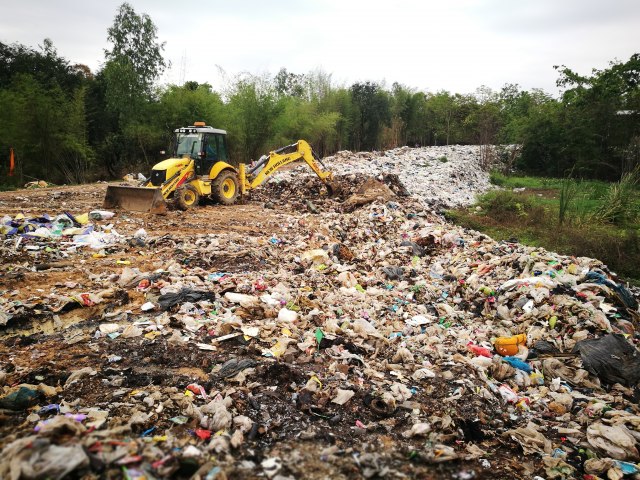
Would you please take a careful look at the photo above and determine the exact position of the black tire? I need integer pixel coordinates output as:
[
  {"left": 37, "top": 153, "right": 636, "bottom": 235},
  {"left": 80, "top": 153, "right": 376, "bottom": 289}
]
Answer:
[
  {"left": 175, "top": 184, "right": 200, "bottom": 210},
  {"left": 212, "top": 170, "right": 240, "bottom": 205}
]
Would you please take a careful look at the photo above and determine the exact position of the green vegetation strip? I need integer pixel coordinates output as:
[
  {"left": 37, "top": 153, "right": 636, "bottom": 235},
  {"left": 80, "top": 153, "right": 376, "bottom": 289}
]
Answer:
[{"left": 447, "top": 172, "right": 640, "bottom": 284}]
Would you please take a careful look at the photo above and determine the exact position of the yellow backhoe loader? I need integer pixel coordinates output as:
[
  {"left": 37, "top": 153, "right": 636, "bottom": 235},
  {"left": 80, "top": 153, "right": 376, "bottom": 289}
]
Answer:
[{"left": 103, "top": 122, "right": 333, "bottom": 213}]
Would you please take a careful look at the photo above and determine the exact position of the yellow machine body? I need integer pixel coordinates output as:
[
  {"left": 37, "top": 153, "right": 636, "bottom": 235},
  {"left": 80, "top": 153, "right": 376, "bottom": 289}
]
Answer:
[{"left": 103, "top": 123, "right": 332, "bottom": 212}]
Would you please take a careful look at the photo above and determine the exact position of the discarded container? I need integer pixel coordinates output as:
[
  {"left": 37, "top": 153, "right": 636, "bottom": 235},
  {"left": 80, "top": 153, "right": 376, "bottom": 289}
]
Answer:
[{"left": 494, "top": 333, "right": 527, "bottom": 356}]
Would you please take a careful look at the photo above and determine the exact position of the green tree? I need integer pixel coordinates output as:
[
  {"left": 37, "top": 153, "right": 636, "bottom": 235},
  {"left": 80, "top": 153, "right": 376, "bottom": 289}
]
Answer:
[
  {"left": 316, "top": 87, "right": 352, "bottom": 154},
  {"left": 0, "top": 38, "right": 94, "bottom": 184},
  {"left": 57, "top": 85, "right": 94, "bottom": 183},
  {"left": 225, "top": 75, "right": 279, "bottom": 162},
  {"left": 302, "top": 71, "right": 351, "bottom": 155},
  {"left": 551, "top": 54, "right": 640, "bottom": 178},
  {"left": 388, "top": 83, "right": 426, "bottom": 147},
  {"left": 426, "top": 91, "right": 477, "bottom": 145},
  {"left": 509, "top": 54, "right": 640, "bottom": 178},
  {"left": 0, "top": 39, "right": 84, "bottom": 92},
  {"left": 497, "top": 84, "right": 554, "bottom": 144},
  {"left": 99, "top": 2, "right": 167, "bottom": 175},
  {"left": 516, "top": 101, "right": 565, "bottom": 174},
  {"left": 0, "top": 73, "right": 93, "bottom": 183},
  {"left": 426, "top": 91, "right": 456, "bottom": 145},
  {"left": 349, "top": 82, "right": 390, "bottom": 151},
  {"left": 103, "top": 2, "right": 166, "bottom": 115},
  {"left": 274, "top": 68, "right": 306, "bottom": 98},
  {"left": 156, "top": 82, "right": 225, "bottom": 157}
]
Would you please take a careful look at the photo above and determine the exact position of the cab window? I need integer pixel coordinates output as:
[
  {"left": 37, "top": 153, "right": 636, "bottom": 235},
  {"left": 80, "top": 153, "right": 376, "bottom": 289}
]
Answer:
[
  {"left": 204, "top": 134, "right": 228, "bottom": 161},
  {"left": 176, "top": 133, "right": 202, "bottom": 158},
  {"left": 205, "top": 135, "right": 218, "bottom": 161},
  {"left": 217, "top": 134, "right": 228, "bottom": 161}
]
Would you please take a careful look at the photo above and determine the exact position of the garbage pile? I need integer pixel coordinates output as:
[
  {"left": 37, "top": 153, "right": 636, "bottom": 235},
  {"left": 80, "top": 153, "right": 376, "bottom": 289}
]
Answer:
[
  {"left": 266, "top": 145, "right": 495, "bottom": 210},
  {"left": 1, "top": 156, "right": 640, "bottom": 479},
  {"left": 0, "top": 210, "right": 121, "bottom": 248},
  {"left": 256, "top": 172, "right": 409, "bottom": 214}
]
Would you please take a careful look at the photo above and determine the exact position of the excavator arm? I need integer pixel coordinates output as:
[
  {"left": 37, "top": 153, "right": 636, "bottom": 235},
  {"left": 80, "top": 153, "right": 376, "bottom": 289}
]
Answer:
[
  {"left": 155, "top": 159, "right": 195, "bottom": 199},
  {"left": 238, "top": 140, "right": 333, "bottom": 194}
]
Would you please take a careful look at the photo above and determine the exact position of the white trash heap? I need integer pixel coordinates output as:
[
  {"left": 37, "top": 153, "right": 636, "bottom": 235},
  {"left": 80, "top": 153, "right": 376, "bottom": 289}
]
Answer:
[{"left": 272, "top": 145, "right": 495, "bottom": 209}]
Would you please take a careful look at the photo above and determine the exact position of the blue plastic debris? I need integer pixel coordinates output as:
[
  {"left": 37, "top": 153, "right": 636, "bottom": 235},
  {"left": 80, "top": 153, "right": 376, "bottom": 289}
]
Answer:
[{"left": 502, "top": 356, "right": 532, "bottom": 373}]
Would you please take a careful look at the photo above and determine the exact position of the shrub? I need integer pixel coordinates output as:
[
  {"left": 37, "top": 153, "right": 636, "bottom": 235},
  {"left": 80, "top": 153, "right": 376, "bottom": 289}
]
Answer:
[
  {"left": 478, "top": 190, "right": 532, "bottom": 219},
  {"left": 489, "top": 171, "right": 507, "bottom": 186}
]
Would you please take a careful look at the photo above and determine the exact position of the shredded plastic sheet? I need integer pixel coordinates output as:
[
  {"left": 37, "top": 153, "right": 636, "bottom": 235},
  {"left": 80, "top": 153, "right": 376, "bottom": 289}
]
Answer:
[{"left": 573, "top": 334, "right": 640, "bottom": 386}]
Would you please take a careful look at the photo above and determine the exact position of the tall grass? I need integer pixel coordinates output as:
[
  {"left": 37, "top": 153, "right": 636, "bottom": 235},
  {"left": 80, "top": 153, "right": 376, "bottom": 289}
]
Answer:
[
  {"left": 558, "top": 176, "right": 578, "bottom": 225},
  {"left": 489, "top": 171, "right": 507, "bottom": 186},
  {"left": 590, "top": 167, "right": 640, "bottom": 226}
]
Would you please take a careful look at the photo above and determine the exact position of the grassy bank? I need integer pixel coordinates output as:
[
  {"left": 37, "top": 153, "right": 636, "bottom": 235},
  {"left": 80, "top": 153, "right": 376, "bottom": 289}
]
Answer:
[{"left": 447, "top": 172, "right": 640, "bottom": 284}]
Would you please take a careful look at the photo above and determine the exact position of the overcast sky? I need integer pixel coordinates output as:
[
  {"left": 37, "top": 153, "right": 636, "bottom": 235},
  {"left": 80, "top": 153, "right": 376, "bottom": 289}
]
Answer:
[{"left": 1, "top": 0, "right": 638, "bottom": 96}]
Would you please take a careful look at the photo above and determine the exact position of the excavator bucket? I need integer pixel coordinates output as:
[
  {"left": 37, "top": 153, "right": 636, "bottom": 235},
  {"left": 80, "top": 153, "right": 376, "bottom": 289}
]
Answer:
[
  {"left": 103, "top": 185, "right": 167, "bottom": 214},
  {"left": 324, "top": 180, "right": 337, "bottom": 197}
]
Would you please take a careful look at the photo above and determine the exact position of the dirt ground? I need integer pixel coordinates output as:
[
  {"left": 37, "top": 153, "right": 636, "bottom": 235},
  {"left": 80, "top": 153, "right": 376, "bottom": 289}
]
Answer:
[{"left": 0, "top": 181, "right": 578, "bottom": 479}]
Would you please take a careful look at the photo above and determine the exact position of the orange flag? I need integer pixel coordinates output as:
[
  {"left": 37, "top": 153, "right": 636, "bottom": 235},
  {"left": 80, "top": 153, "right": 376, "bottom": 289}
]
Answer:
[{"left": 9, "top": 147, "right": 14, "bottom": 176}]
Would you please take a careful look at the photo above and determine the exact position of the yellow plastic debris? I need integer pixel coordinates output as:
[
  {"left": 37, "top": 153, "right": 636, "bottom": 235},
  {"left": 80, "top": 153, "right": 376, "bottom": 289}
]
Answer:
[
  {"left": 74, "top": 213, "right": 89, "bottom": 225},
  {"left": 494, "top": 333, "right": 527, "bottom": 356},
  {"left": 309, "top": 375, "right": 322, "bottom": 389},
  {"left": 270, "top": 339, "right": 287, "bottom": 357}
]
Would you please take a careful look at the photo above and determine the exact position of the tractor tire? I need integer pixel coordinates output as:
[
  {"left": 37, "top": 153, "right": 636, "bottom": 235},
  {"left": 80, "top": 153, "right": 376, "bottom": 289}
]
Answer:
[
  {"left": 212, "top": 170, "right": 240, "bottom": 205},
  {"left": 174, "top": 184, "right": 200, "bottom": 210}
]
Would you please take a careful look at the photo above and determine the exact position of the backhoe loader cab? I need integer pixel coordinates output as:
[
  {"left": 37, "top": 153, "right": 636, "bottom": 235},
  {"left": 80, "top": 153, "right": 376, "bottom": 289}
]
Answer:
[
  {"left": 173, "top": 125, "right": 235, "bottom": 173},
  {"left": 147, "top": 125, "right": 233, "bottom": 185},
  {"left": 103, "top": 122, "right": 333, "bottom": 213}
]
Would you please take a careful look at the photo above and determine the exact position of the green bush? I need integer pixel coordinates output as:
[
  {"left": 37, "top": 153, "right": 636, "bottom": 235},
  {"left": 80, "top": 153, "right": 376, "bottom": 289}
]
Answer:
[
  {"left": 478, "top": 190, "right": 532, "bottom": 218},
  {"left": 489, "top": 170, "right": 507, "bottom": 186}
]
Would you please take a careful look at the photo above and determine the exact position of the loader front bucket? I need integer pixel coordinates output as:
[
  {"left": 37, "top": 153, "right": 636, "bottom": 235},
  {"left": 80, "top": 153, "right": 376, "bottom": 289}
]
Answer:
[{"left": 103, "top": 185, "right": 167, "bottom": 214}]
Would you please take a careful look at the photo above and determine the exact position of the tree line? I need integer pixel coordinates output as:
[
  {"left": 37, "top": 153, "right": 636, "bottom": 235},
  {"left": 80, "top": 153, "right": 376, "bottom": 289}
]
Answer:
[{"left": 0, "top": 3, "right": 638, "bottom": 185}]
